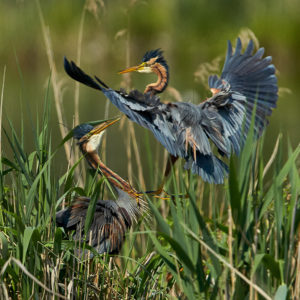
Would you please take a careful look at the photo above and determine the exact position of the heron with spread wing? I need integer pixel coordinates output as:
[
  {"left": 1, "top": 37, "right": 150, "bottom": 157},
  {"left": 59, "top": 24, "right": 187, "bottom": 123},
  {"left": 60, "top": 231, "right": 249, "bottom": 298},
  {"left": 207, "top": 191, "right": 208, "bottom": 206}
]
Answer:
[
  {"left": 56, "top": 118, "right": 147, "bottom": 255},
  {"left": 64, "top": 38, "right": 278, "bottom": 184}
]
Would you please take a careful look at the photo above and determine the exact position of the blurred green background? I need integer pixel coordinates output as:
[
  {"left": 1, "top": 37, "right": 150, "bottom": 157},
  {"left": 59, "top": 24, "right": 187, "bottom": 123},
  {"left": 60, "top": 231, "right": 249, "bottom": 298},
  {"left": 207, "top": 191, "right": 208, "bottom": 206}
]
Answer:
[{"left": 1, "top": 0, "right": 299, "bottom": 180}]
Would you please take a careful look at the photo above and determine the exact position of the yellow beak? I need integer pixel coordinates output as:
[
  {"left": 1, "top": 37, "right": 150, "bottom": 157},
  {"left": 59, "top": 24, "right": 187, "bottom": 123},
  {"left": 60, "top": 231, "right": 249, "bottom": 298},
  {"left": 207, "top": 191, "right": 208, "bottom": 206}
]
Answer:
[
  {"left": 90, "top": 117, "right": 121, "bottom": 136},
  {"left": 118, "top": 63, "right": 145, "bottom": 74}
]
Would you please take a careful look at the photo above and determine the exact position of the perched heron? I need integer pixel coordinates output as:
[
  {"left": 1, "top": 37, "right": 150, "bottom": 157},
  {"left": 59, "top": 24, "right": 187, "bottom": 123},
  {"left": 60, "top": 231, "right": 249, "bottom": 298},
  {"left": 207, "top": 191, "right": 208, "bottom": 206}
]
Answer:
[
  {"left": 64, "top": 38, "right": 278, "bottom": 184},
  {"left": 56, "top": 118, "right": 147, "bottom": 255}
]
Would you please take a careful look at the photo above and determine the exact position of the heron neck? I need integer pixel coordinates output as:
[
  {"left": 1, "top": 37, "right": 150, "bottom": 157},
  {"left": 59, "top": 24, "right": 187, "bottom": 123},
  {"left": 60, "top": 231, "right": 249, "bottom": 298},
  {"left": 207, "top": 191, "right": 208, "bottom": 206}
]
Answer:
[
  {"left": 144, "top": 63, "right": 168, "bottom": 95},
  {"left": 82, "top": 146, "right": 138, "bottom": 199}
]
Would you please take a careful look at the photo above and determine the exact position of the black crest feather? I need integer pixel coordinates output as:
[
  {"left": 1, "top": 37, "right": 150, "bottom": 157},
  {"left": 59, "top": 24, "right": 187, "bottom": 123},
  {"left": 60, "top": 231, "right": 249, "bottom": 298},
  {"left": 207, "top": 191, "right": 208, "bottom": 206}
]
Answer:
[{"left": 142, "top": 49, "right": 169, "bottom": 73}]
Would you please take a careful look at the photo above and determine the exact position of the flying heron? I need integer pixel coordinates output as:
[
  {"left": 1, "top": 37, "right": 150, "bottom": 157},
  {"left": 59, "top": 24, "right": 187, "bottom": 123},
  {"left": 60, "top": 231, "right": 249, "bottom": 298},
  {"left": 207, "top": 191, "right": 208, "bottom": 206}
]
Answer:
[
  {"left": 64, "top": 38, "right": 278, "bottom": 184},
  {"left": 56, "top": 118, "right": 147, "bottom": 255}
]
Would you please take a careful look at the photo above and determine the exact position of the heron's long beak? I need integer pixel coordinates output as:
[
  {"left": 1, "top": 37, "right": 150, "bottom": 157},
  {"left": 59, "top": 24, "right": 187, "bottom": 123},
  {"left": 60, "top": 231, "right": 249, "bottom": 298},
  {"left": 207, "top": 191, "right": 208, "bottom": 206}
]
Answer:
[
  {"left": 118, "top": 63, "right": 146, "bottom": 74},
  {"left": 90, "top": 117, "right": 121, "bottom": 136}
]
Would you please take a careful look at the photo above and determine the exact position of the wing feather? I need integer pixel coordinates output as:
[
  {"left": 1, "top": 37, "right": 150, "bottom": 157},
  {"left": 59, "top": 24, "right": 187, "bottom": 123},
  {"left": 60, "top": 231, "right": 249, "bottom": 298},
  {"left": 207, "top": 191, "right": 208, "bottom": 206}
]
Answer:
[
  {"left": 64, "top": 37, "right": 278, "bottom": 184},
  {"left": 206, "top": 38, "right": 278, "bottom": 157},
  {"left": 56, "top": 197, "right": 130, "bottom": 255}
]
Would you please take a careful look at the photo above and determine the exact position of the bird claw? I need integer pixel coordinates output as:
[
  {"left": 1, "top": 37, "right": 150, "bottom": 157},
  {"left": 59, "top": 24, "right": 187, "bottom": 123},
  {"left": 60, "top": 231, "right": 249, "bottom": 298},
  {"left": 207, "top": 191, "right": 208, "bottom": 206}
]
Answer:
[{"left": 210, "top": 88, "right": 221, "bottom": 95}]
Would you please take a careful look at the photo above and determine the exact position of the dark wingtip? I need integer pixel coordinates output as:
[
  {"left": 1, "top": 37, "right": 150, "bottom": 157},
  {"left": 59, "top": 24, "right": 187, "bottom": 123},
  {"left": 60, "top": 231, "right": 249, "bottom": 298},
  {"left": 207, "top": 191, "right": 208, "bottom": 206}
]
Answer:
[
  {"left": 94, "top": 75, "right": 109, "bottom": 89},
  {"left": 244, "top": 39, "right": 254, "bottom": 56},
  {"left": 63, "top": 57, "right": 104, "bottom": 91},
  {"left": 226, "top": 40, "right": 233, "bottom": 57},
  {"left": 63, "top": 56, "right": 71, "bottom": 73},
  {"left": 235, "top": 37, "right": 242, "bottom": 55},
  {"left": 63, "top": 56, "right": 77, "bottom": 78}
]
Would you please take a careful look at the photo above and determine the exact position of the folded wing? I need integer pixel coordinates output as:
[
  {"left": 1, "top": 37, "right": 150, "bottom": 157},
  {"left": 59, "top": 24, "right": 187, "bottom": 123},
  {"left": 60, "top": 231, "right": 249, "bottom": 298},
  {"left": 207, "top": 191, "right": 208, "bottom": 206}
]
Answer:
[{"left": 56, "top": 196, "right": 130, "bottom": 255}]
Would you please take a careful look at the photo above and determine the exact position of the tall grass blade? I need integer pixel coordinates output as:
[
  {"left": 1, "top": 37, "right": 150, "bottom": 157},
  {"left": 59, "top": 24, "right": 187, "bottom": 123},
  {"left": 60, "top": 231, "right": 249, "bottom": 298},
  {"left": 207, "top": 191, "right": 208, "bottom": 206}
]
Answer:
[
  {"left": 22, "top": 227, "right": 35, "bottom": 264},
  {"left": 259, "top": 143, "right": 300, "bottom": 219},
  {"left": 274, "top": 285, "right": 287, "bottom": 300}
]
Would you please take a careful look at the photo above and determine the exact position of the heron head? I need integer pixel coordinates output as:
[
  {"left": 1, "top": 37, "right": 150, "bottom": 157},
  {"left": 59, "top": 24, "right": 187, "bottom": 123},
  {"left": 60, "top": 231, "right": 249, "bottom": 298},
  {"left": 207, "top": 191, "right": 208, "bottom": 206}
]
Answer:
[
  {"left": 73, "top": 117, "right": 120, "bottom": 152},
  {"left": 118, "top": 49, "right": 168, "bottom": 75},
  {"left": 73, "top": 124, "right": 94, "bottom": 140}
]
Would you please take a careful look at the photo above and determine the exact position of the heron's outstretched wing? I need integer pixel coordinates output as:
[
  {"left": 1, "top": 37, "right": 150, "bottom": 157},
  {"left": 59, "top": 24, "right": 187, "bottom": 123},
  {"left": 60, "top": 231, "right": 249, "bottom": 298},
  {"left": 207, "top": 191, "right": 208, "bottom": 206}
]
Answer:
[
  {"left": 165, "top": 38, "right": 277, "bottom": 182},
  {"left": 64, "top": 58, "right": 185, "bottom": 158},
  {"left": 64, "top": 57, "right": 158, "bottom": 112},
  {"left": 204, "top": 38, "right": 278, "bottom": 156},
  {"left": 56, "top": 197, "right": 130, "bottom": 255},
  {"left": 183, "top": 38, "right": 278, "bottom": 181}
]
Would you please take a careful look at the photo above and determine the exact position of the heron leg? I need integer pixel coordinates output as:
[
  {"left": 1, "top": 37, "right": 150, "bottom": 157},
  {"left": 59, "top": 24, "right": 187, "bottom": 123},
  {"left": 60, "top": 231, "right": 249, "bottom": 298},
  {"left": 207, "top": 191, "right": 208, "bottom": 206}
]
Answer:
[
  {"left": 185, "top": 128, "right": 198, "bottom": 162},
  {"left": 155, "top": 154, "right": 178, "bottom": 195},
  {"left": 143, "top": 154, "right": 178, "bottom": 197}
]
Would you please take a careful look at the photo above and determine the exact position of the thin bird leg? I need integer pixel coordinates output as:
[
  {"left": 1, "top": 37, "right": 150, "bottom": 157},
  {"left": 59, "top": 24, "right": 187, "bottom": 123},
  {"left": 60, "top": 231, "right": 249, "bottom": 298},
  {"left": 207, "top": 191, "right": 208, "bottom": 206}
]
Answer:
[
  {"left": 144, "top": 154, "right": 178, "bottom": 197},
  {"left": 154, "top": 153, "right": 190, "bottom": 201},
  {"left": 185, "top": 128, "right": 198, "bottom": 162},
  {"left": 185, "top": 128, "right": 190, "bottom": 155},
  {"left": 192, "top": 142, "right": 197, "bottom": 162},
  {"left": 164, "top": 154, "right": 178, "bottom": 179}
]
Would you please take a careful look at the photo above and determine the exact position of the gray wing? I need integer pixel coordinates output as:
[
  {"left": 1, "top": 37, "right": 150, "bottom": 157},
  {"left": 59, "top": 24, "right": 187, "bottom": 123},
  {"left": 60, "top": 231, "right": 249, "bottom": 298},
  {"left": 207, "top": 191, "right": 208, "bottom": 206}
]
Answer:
[
  {"left": 205, "top": 38, "right": 278, "bottom": 156},
  {"left": 181, "top": 38, "right": 278, "bottom": 182},
  {"left": 64, "top": 58, "right": 185, "bottom": 158}
]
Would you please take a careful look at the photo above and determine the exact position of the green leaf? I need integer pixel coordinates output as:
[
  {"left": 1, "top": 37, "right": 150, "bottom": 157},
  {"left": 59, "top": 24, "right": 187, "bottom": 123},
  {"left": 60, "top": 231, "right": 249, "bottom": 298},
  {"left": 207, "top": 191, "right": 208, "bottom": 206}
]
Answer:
[
  {"left": 1, "top": 157, "right": 19, "bottom": 172},
  {"left": 88, "top": 116, "right": 120, "bottom": 126},
  {"left": 27, "top": 151, "right": 36, "bottom": 172},
  {"left": 147, "top": 198, "right": 170, "bottom": 235},
  {"left": 0, "top": 232, "right": 9, "bottom": 260},
  {"left": 274, "top": 285, "right": 287, "bottom": 300},
  {"left": 259, "top": 143, "right": 300, "bottom": 219},
  {"left": 251, "top": 253, "right": 265, "bottom": 276},
  {"left": 169, "top": 199, "right": 189, "bottom": 259},
  {"left": 262, "top": 254, "right": 281, "bottom": 280},
  {"left": 25, "top": 152, "right": 56, "bottom": 222},
  {"left": 157, "top": 232, "right": 195, "bottom": 273},
  {"left": 54, "top": 227, "right": 63, "bottom": 255},
  {"left": 84, "top": 180, "right": 102, "bottom": 234},
  {"left": 63, "top": 155, "right": 84, "bottom": 194},
  {"left": 228, "top": 157, "right": 241, "bottom": 225},
  {"left": 22, "top": 227, "right": 35, "bottom": 264},
  {"left": 147, "top": 230, "right": 177, "bottom": 275},
  {"left": 0, "top": 258, "right": 19, "bottom": 282},
  {"left": 188, "top": 192, "right": 222, "bottom": 276},
  {"left": 239, "top": 101, "right": 256, "bottom": 190}
]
